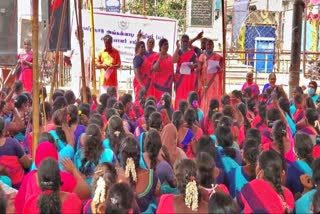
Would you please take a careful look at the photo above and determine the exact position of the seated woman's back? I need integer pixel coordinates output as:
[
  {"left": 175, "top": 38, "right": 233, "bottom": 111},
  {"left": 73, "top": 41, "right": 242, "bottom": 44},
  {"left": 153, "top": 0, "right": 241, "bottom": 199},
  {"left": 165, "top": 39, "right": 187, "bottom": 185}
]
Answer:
[
  {"left": 157, "top": 159, "right": 208, "bottom": 213},
  {"left": 23, "top": 158, "right": 82, "bottom": 214},
  {"left": 117, "top": 136, "right": 160, "bottom": 213},
  {"left": 238, "top": 151, "right": 294, "bottom": 213}
]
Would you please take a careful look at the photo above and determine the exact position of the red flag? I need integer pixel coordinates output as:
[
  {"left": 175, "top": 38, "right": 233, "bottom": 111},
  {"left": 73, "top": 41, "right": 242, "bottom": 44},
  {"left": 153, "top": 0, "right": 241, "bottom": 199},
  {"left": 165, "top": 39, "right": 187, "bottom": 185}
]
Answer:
[{"left": 50, "top": 0, "right": 63, "bottom": 12}]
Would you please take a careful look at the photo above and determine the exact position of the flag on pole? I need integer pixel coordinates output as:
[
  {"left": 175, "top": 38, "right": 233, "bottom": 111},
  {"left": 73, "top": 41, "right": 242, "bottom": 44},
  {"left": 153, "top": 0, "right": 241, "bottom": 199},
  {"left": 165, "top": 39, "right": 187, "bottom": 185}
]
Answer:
[{"left": 50, "top": 0, "right": 63, "bottom": 12}]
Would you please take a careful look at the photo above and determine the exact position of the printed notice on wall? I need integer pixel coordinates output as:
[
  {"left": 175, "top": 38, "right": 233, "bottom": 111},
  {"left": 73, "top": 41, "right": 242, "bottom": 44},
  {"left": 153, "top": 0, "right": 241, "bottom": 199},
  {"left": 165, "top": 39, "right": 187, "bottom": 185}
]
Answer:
[{"left": 191, "top": 0, "right": 213, "bottom": 27}]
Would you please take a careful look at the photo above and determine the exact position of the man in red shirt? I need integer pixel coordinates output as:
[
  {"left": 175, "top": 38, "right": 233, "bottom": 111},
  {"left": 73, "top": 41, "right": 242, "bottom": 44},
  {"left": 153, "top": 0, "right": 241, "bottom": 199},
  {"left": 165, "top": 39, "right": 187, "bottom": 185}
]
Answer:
[{"left": 96, "top": 35, "right": 121, "bottom": 93}]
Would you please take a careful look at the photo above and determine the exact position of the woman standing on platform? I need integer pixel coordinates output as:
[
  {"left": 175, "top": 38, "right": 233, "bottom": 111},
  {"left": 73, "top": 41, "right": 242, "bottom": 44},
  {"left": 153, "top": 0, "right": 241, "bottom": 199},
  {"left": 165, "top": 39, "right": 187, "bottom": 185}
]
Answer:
[
  {"left": 173, "top": 34, "right": 198, "bottom": 109},
  {"left": 133, "top": 41, "right": 152, "bottom": 100},
  {"left": 150, "top": 38, "right": 174, "bottom": 101},
  {"left": 18, "top": 39, "right": 33, "bottom": 92},
  {"left": 198, "top": 39, "right": 224, "bottom": 117}
]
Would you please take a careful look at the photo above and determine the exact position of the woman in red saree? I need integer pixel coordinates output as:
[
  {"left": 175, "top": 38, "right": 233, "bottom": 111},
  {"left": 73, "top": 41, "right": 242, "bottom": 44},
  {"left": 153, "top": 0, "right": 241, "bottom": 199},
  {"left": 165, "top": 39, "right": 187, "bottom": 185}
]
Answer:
[
  {"left": 237, "top": 151, "right": 294, "bottom": 213},
  {"left": 18, "top": 39, "right": 33, "bottom": 92},
  {"left": 150, "top": 38, "right": 174, "bottom": 101},
  {"left": 15, "top": 142, "right": 90, "bottom": 213},
  {"left": 0, "top": 116, "right": 31, "bottom": 189},
  {"left": 23, "top": 158, "right": 82, "bottom": 214},
  {"left": 133, "top": 41, "right": 152, "bottom": 100},
  {"left": 173, "top": 34, "right": 198, "bottom": 109},
  {"left": 198, "top": 39, "right": 224, "bottom": 117}
]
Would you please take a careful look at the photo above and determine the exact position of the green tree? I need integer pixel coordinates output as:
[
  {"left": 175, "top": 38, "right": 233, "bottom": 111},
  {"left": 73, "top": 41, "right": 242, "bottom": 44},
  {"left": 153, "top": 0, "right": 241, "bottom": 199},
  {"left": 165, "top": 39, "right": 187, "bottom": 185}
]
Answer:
[{"left": 126, "top": 0, "right": 186, "bottom": 32}]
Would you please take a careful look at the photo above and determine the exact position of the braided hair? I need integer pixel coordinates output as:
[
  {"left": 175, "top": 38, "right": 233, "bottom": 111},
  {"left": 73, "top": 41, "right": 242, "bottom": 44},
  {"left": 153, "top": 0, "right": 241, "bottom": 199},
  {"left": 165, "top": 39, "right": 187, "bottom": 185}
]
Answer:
[
  {"left": 258, "top": 151, "right": 287, "bottom": 212},
  {"left": 38, "top": 158, "right": 61, "bottom": 214},
  {"left": 195, "top": 152, "right": 215, "bottom": 188},
  {"left": 97, "top": 93, "right": 110, "bottom": 114},
  {"left": 184, "top": 108, "right": 197, "bottom": 129},
  {"left": 174, "top": 159, "right": 201, "bottom": 211},
  {"left": 144, "top": 129, "right": 161, "bottom": 170},
  {"left": 257, "top": 102, "right": 267, "bottom": 125},
  {"left": 237, "top": 102, "right": 251, "bottom": 134},
  {"left": 66, "top": 105, "right": 78, "bottom": 127},
  {"left": 294, "top": 133, "right": 313, "bottom": 166},
  {"left": 172, "top": 110, "right": 184, "bottom": 130},
  {"left": 92, "top": 163, "right": 117, "bottom": 212},
  {"left": 119, "top": 136, "right": 140, "bottom": 188},
  {"left": 144, "top": 105, "right": 156, "bottom": 131},
  {"left": 108, "top": 115, "right": 127, "bottom": 157},
  {"left": 243, "top": 142, "right": 259, "bottom": 181},
  {"left": 272, "top": 120, "right": 287, "bottom": 170},
  {"left": 52, "top": 108, "right": 67, "bottom": 143},
  {"left": 80, "top": 124, "right": 103, "bottom": 176}
]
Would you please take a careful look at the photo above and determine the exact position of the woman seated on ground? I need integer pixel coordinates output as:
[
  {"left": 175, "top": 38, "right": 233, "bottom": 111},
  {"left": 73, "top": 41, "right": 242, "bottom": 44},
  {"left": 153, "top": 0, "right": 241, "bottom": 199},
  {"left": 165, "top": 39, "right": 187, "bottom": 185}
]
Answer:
[
  {"left": 228, "top": 139, "right": 259, "bottom": 198},
  {"left": 262, "top": 120, "right": 295, "bottom": 167},
  {"left": 0, "top": 116, "right": 31, "bottom": 189},
  {"left": 196, "top": 152, "right": 229, "bottom": 202},
  {"left": 105, "top": 182, "right": 137, "bottom": 214},
  {"left": 74, "top": 124, "right": 114, "bottom": 185},
  {"left": 66, "top": 105, "right": 86, "bottom": 149},
  {"left": 183, "top": 109, "right": 203, "bottom": 158},
  {"left": 103, "top": 115, "right": 128, "bottom": 161},
  {"left": 237, "top": 151, "right": 294, "bottom": 213},
  {"left": 157, "top": 159, "right": 208, "bottom": 213},
  {"left": 285, "top": 133, "right": 313, "bottom": 199},
  {"left": 161, "top": 122, "right": 186, "bottom": 167},
  {"left": 202, "top": 98, "right": 220, "bottom": 135},
  {"left": 49, "top": 108, "right": 75, "bottom": 159},
  {"left": 208, "top": 192, "right": 238, "bottom": 214},
  {"left": 23, "top": 158, "right": 82, "bottom": 214},
  {"left": 172, "top": 110, "right": 194, "bottom": 155},
  {"left": 82, "top": 163, "right": 117, "bottom": 214},
  {"left": 141, "top": 129, "right": 175, "bottom": 191},
  {"left": 117, "top": 136, "right": 160, "bottom": 213},
  {"left": 15, "top": 142, "right": 90, "bottom": 213},
  {"left": 295, "top": 158, "right": 320, "bottom": 213}
]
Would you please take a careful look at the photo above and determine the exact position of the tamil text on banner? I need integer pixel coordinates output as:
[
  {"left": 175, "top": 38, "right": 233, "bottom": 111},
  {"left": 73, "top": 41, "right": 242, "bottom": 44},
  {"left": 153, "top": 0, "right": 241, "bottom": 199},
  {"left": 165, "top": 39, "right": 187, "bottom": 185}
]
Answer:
[{"left": 74, "top": 10, "right": 178, "bottom": 66}]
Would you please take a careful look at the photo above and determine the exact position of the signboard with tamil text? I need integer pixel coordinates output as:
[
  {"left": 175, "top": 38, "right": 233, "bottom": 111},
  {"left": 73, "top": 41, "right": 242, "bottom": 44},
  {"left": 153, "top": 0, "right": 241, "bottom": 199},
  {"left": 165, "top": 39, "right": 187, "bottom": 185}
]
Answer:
[
  {"left": 75, "top": 10, "right": 178, "bottom": 66},
  {"left": 191, "top": 0, "right": 213, "bottom": 27}
]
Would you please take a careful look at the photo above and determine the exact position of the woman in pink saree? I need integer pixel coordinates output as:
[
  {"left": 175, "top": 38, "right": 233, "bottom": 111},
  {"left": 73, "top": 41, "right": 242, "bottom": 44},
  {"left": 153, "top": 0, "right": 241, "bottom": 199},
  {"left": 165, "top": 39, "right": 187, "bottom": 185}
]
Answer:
[
  {"left": 198, "top": 39, "right": 224, "bottom": 117},
  {"left": 18, "top": 39, "right": 33, "bottom": 92},
  {"left": 173, "top": 35, "right": 198, "bottom": 109},
  {"left": 150, "top": 38, "right": 174, "bottom": 101}
]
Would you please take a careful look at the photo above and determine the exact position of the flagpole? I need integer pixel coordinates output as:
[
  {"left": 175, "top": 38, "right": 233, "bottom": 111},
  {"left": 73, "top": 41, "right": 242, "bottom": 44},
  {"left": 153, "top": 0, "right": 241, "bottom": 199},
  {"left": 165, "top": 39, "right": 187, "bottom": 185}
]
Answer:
[
  {"left": 222, "top": 0, "right": 227, "bottom": 94},
  {"left": 49, "top": 0, "right": 68, "bottom": 101},
  {"left": 89, "top": 0, "right": 97, "bottom": 96},
  {"left": 32, "top": 0, "right": 39, "bottom": 161},
  {"left": 78, "top": 0, "right": 88, "bottom": 103}
]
